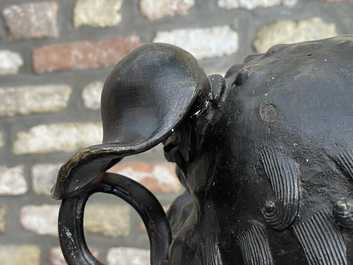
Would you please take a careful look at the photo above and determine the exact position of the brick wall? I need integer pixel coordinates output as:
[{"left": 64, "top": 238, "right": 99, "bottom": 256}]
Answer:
[{"left": 0, "top": 0, "right": 352, "bottom": 264}]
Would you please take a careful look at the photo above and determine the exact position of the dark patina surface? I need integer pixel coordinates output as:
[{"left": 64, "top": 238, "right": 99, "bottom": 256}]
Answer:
[{"left": 53, "top": 35, "right": 353, "bottom": 265}]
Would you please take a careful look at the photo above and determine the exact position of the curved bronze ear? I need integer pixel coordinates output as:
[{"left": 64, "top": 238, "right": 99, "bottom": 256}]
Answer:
[
  {"left": 101, "top": 43, "right": 210, "bottom": 145},
  {"left": 52, "top": 43, "right": 210, "bottom": 200}
]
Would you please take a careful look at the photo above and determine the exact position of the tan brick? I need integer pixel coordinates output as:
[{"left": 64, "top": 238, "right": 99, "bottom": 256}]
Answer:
[
  {"left": 0, "top": 132, "right": 4, "bottom": 149},
  {"left": 0, "top": 207, "right": 7, "bottom": 232},
  {"left": 0, "top": 166, "right": 27, "bottom": 195},
  {"left": 0, "top": 50, "right": 23, "bottom": 75},
  {"left": 74, "top": 0, "right": 123, "bottom": 27},
  {"left": 218, "top": 0, "right": 297, "bottom": 9},
  {"left": 154, "top": 26, "right": 238, "bottom": 59},
  {"left": 33, "top": 36, "right": 141, "bottom": 73},
  {"left": 49, "top": 247, "right": 99, "bottom": 265},
  {"left": 85, "top": 204, "right": 130, "bottom": 237},
  {"left": 20, "top": 205, "right": 59, "bottom": 236},
  {"left": 140, "top": 0, "right": 194, "bottom": 20},
  {"left": 32, "top": 163, "right": 61, "bottom": 196},
  {"left": 21, "top": 203, "right": 130, "bottom": 238},
  {"left": 108, "top": 162, "right": 181, "bottom": 193},
  {"left": 2, "top": 2, "right": 58, "bottom": 39},
  {"left": 254, "top": 17, "right": 338, "bottom": 53},
  {"left": 0, "top": 85, "right": 71, "bottom": 117},
  {"left": 49, "top": 247, "right": 67, "bottom": 265},
  {"left": 0, "top": 245, "right": 40, "bottom": 265},
  {"left": 13, "top": 123, "right": 102, "bottom": 154},
  {"left": 107, "top": 247, "right": 149, "bottom": 265},
  {"left": 82, "top": 81, "right": 104, "bottom": 110},
  {"left": 321, "top": 0, "right": 352, "bottom": 2}
]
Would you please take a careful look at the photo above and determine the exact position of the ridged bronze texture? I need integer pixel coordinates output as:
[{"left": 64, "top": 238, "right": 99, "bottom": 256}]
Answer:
[
  {"left": 329, "top": 147, "right": 353, "bottom": 229},
  {"left": 199, "top": 237, "right": 222, "bottom": 265},
  {"left": 331, "top": 147, "right": 353, "bottom": 181},
  {"left": 260, "top": 148, "right": 300, "bottom": 230},
  {"left": 292, "top": 210, "right": 347, "bottom": 265},
  {"left": 237, "top": 224, "right": 273, "bottom": 265}
]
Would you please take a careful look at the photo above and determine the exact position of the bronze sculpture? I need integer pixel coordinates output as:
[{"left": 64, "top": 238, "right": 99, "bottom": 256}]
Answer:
[{"left": 53, "top": 35, "right": 353, "bottom": 265}]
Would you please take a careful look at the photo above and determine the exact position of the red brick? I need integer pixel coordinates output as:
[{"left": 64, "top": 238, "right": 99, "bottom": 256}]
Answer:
[
  {"left": 32, "top": 36, "right": 141, "bottom": 73},
  {"left": 108, "top": 162, "right": 181, "bottom": 193}
]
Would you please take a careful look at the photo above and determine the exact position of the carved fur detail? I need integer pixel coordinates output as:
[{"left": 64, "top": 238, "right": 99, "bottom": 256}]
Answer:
[
  {"left": 260, "top": 148, "right": 300, "bottom": 230},
  {"left": 237, "top": 223, "right": 273, "bottom": 265},
  {"left": 292, "top": 210, "right": 347, "bottom": 265}
]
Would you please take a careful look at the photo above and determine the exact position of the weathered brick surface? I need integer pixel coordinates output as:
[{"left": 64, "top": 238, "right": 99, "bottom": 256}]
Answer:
[
  {"left": 82, "top": 81, "right": 104, "bottom": 110},
  {"left": 2, "top": 2, "right": 58, "bottom": 39},
  {"left": 107, "top": 248, "right": 149, "bottom": 265},
  {"left": 49, "top": 247, "right": 99, "bottom": 265},
  {"left": 109, "top": 162, "right": 181, "bottom": 193},
  {"left": 85, "top": 204, "right": 130, "bottom": 237},
  {"left": 49, "top": 247, "right": 68, "bottom": 265},
  {"left": 74, "top": 0, "right": 123, "bottom": 27},
  {"left": 32, "top": 163, "right": 61, "bottom": 196},
  {"left": 0, "top": 245, "right": 40, "bottom": 265},
  {"left": 0, "top": 85, "right": 71, "bottom": 117},
  {"left": 20, "top": 203, "right": 130, "bottom": 237},
  {"left": 0, "top": 207, "right": 7, "bottom": 232},
  {"left": 13, "top": 123, "right": 102, "bottom": 154},
  {"left": 0, "top": 132, "right": 4, "bottom": 148},
  {"left": 0, "top": 0, "right": 352, "bottom": 263},
  {"left": 33, "top": 36, "right": 141, "bottom": 73},
  {"left": 321, "top": 0, "right": 352, "bottom": 2},
  {"left": 154, "top": 26, "right": 238, "bottom": 59},
  {"left": 140, "top": 0, "right": 194, "bottom": 20},
  {"left": 0, "top": 166, "right": 27, "bottom": 195},
  {"left": 20, "top": 205, "right": 59, "bottom": 236},
  {"left": 254, "top": 17, "right": 338, "bottom": 53},
  {"left": 218, "top": 0, "right": 297, "bottom": 9},
  {"left": 0, "top": 51, "right": 23, "bottom": 75}
]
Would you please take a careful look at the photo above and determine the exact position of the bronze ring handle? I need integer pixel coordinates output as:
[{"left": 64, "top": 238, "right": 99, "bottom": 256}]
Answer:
[{"left": 58, "top": 172, "right": 171, "bottom": 265}]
